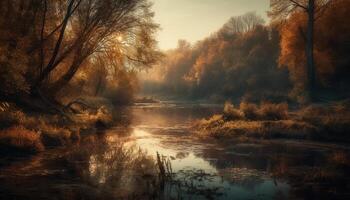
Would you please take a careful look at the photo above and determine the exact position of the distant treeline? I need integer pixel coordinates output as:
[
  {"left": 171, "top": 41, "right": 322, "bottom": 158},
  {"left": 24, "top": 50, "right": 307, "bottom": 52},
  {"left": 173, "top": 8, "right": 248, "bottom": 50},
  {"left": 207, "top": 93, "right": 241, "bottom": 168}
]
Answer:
[{"left": 142, "top": 0, "right": 350, "bottom": 103}]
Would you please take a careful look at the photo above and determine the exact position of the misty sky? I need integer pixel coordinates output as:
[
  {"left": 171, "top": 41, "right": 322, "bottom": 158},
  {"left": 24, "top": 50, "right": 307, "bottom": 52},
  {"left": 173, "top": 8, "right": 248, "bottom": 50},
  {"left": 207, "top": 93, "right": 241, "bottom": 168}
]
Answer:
[{"left": 152, "top": 0, "right": 270, "bottom": 50}]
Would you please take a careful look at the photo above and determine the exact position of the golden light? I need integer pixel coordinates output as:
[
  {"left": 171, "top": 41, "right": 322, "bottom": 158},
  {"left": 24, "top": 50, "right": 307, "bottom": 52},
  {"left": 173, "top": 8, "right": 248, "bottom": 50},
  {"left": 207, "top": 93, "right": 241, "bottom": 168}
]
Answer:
[{"left": 116, "top": 35, "right": 123, "bottom": 42}]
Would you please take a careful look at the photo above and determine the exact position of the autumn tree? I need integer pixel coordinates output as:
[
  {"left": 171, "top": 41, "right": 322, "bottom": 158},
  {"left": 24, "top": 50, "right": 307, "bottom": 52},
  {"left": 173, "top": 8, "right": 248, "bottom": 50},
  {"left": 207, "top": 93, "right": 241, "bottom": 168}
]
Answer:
[
  {"left": 142, "top": 13, "right": 290, "bottom": 102},
  {"left": 278, "top": 0, "right": 350, "bottom": 101},
  {"left": 269, "top": 0, "right": 332, "bottom": 101},
  {"left": 0, "top": 0, "right": 161, "bottom": 111}
]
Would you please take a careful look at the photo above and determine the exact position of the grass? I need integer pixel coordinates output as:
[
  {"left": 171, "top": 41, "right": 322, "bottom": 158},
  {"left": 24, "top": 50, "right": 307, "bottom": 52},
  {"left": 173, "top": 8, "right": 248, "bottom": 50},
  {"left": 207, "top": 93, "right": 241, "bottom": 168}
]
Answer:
[
  {"left": 0, "top": 109, "right": 27, "bottom": 129},
  {"left": 298, "top": 102, "right": 350, "bottom": 142},
  {"left": 259, "top": 102, "right": 288, "bottom": 120},
  {"left": 41, "top": 127, "right": 80, "bottom": 147},
  {"left": 196, "top": 116, "right": 315, "bottom": 139},
  {"left": 223, "top": 101, "right": 289, "bottom": 121},
  {"left": 0, "top": 126, "right": 44, "bottom": 154},
  {"left": 223, "top": 102, "right": 244, "bottom": 120},
  {"left": 195, "top": 101, "right": 350, "bottom": 142},
  {"left": 239, "top": 102, "right": 260, "bottom": 120},
  {"left": 0, "top": 101, "right": 114, "bottom": 155},
  {"left": 73, "top": 106, "right": 113, "bottom": 129}
]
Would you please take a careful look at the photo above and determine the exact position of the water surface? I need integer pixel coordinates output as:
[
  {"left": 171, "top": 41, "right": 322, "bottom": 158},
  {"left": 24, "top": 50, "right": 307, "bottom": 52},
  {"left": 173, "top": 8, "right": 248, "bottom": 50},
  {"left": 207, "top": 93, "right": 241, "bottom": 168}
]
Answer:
[{"left": 0, "top": 102, "right": 349, "bottom": 200}]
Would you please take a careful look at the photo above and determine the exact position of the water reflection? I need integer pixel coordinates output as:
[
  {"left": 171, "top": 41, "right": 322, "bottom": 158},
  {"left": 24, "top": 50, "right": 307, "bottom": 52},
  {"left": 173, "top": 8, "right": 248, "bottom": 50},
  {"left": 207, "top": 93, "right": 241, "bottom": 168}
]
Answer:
[
  {"left": 123, "top": 125, "right": 290, "bottom": 200},
  {"left": 0, "top": 103, "right": 349, "bottom": 200}
]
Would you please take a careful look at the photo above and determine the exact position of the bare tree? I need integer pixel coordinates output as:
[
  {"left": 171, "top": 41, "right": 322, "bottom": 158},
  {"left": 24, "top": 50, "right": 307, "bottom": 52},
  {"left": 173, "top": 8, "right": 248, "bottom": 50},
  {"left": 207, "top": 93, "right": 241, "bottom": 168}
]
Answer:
[{"left": 223, "top": 12, "right": 265, "bottom": 34}]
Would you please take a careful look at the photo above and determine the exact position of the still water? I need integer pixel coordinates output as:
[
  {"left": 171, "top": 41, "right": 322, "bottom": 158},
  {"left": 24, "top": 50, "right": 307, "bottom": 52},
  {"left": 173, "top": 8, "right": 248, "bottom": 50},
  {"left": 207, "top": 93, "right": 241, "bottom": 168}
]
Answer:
[{"left": 0, "top": 102, "right": 349, "bottom": 200}]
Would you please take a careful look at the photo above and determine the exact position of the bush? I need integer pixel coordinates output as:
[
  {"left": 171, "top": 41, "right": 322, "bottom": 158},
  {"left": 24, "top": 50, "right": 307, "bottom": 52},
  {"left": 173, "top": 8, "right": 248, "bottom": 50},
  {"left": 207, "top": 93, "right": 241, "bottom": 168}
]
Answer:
[
  {"left": 239, "top": 102, "right": 259, "bottom": 120},
  {"left": 74, "top": 106, "right": 113, "bottom": 129},
  {"left": 0, "top": 126, "right": 44, "bottom": 154},
  {"left": 195, "top": 117, "right": 316, "bottom": 140},
  {"left": 0, "top": 109, "right": 27, "bottom": 129},
  {"left": 41, "top": 127, "right": 80, "bottom": 147},
  {"left": 223, "top": 102, "right": 243, "bottom": 120},
  {"left": 259, "top": 102, "right": 288, "bottom": 120},
  {"left": 298, "top": 103, "right": 350, "bottom": 141}
]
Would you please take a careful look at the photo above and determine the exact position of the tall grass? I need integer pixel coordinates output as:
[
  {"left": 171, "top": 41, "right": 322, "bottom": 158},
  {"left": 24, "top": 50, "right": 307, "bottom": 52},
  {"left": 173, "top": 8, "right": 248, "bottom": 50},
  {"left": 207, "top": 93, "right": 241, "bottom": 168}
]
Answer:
[
  {"left": 223, "top": 102, "right": 244, "bottom": 120},
  {"left": 196, "top": 100, "right": 350, "bottom": 141},
  {"left": 195, "top": 101, "right": 317, "bottom": 140},
  {"left": 239, "top": 102, "right": 260, "bottom": 120},
  {"left": 298, "top": 102, "right": 350, "bottom": 141},
  {"left": 223, "top": 101, "right": 289, "bottom": 121},
  {"left": 259, "top": 102, "right": 288, "bottom": 120},
  {"left": 0, "top": 126, "right": 44, "bottom": 154},
  {"left": 0, "top": 109, "right": 27, "bottom": 129}
]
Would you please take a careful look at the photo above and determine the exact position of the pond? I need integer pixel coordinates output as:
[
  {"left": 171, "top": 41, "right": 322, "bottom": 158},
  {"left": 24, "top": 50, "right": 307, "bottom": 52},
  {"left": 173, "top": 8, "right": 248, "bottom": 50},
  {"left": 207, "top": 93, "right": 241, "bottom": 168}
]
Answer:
[{"left": 0, "top": 102, "right": 349, "bottom": 200}]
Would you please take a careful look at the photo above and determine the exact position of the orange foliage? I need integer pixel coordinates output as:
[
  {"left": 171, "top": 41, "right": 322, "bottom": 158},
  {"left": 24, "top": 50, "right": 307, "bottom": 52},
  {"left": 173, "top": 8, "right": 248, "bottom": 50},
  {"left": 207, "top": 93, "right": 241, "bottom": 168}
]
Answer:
[
  {"left": 0, "top": 126, "right": 44, "bottom": 153},
  {"left": 279, "top": 0, "right": 350, "bottom": 97}
]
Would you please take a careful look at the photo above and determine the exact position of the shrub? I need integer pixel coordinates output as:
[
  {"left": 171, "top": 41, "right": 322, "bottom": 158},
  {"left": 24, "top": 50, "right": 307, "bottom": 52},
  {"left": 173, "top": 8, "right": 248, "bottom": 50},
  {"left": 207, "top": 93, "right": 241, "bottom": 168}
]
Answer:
[
  {"left": 299, "top": 103, "right": 350, "bottom": 141},
  {"left": 0, "top": 110, "right": 27, "bottom": 129},
  {"left": 75, "top": 106, "right": 113, "bottom": 129},
  {"left": 0, "top": 126, "right": 44, "bottom": 154},
  {"left": 239, "top": 102, "right": 259, "bottom": 120},
  {"left": 223, "top": 102, "right": 244, "bottom": 120},
  {"left": 259, "top": 102, "right": 288, "bottom": 120},
  {"left": 40, "top": 127, "right": 78, "bottom": 147}
]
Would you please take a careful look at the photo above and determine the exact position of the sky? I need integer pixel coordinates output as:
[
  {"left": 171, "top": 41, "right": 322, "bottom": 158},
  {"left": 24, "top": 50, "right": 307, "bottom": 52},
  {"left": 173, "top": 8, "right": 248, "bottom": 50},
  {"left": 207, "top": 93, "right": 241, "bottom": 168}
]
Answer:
[{"left": 152, "top": 0, "right": 270, "bottom": 50}]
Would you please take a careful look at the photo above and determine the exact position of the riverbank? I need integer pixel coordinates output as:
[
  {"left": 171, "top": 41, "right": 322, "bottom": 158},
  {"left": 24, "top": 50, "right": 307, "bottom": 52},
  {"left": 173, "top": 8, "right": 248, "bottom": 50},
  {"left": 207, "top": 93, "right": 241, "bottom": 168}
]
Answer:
[
  {"left": 194, "top": 101, "right": 350, "bottom": 143},
  {"left": 0, "top": 100, "right": 115, "bottom": 156},
  {"left": 1, "top": 102, "right": 349, "bottom": 199}
]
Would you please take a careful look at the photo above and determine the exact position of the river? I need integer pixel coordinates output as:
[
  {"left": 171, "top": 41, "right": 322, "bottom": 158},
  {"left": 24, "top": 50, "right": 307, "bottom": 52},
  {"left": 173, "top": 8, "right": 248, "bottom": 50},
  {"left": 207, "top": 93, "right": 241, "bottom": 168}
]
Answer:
[{"left": 0, "top": 102, "right": 349, "bottom": 200}]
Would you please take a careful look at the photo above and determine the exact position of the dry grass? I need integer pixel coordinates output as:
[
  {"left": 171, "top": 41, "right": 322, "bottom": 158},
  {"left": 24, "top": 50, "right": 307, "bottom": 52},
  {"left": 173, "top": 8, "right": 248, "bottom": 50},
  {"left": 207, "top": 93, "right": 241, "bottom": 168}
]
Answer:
[
  {"left": 298, "top": 102, "right": 350, "bottom": 142},
  {"left": 0, "top": 103, "right": 87, "bottom": 152},
  {"left": 222, "top": 101, "right": 289, "bottom": 121},
  {"left": 196, "top": 101, "right": 350, "bottom": 141},
  {"left": 259, "top": 102, "right": 288, "bottom": 120},
  {"left": 41, "top": 127, "right": 79, "bottom": 147},
  {"left": 223, "top": 102, "right": 244, "bottom": 120},
  {"left": 196, "top": 115, "right": 315, "bottom": 139},
  {"left": 74, "top": 106, "right": 113, "bottom": 128},
  {"left": 0, "top": 126, "right": 44, "bottom": 154},
  {"left": 0, "top": 109, "right": 27, "bottom": 129},
  {"left": 0, "top": 100, "right": 117, "bottom": 157},
  {"left": 239, "top": 102, "right": 259, "bottom": 120}
]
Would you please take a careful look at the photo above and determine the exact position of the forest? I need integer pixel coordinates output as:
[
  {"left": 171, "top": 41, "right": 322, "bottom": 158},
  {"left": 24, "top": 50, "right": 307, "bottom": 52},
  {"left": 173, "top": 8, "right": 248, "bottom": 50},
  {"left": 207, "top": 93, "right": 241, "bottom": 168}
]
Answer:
[
  {"left": 0, "top": 0, "right": 350, "bottom": 200},
  {"left": 142, "top": 3, "right": 350, "bottom": 103}
]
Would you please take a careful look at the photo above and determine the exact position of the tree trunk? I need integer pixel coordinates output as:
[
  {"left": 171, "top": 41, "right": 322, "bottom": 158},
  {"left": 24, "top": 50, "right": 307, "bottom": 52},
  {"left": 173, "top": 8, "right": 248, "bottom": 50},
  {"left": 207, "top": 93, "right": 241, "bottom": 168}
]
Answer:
[
  {"left": 49, "top": 57, "right": 84, "bottom": 96},
  {"left": 94, "top": 75, "right": 103, "bottom": 96},
  {"left": 306, "top": 0, "right": 316, "bottom": 101},
  {"left": 33, "top": 0, "right": 75, "bottom": 90}
]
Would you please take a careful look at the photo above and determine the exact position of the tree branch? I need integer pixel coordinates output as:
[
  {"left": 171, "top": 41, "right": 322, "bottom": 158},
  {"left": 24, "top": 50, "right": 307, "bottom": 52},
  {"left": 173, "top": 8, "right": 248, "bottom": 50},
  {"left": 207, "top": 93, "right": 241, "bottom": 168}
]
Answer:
[{"left": 290, "top": 0, "right": 308, "bottom": 10}]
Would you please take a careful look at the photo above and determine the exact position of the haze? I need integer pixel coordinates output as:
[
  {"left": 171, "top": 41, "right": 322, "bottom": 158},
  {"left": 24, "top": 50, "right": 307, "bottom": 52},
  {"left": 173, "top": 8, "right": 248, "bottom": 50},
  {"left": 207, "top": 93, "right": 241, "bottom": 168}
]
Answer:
[{"left": 152, "top": 0, "right": 270, "bottom": 50}]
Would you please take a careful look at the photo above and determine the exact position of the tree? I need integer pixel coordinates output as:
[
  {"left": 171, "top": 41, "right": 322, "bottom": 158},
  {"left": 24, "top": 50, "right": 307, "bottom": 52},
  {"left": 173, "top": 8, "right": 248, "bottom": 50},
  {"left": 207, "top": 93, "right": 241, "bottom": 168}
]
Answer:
[
  {"left": 142, "top": 13, "right": 290, "bottom": 102},
  {"left": 0, "top": 0, "right": 161, "bottom": 111},
  {"left": 269, "top": 0, "right": 331, "bottom": 101},
  {"left": 278, "top": 0, "right": 350, "bottom": 101},
  {"left": 223, "top": 12, "right": 265, "bottom": 34}
]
